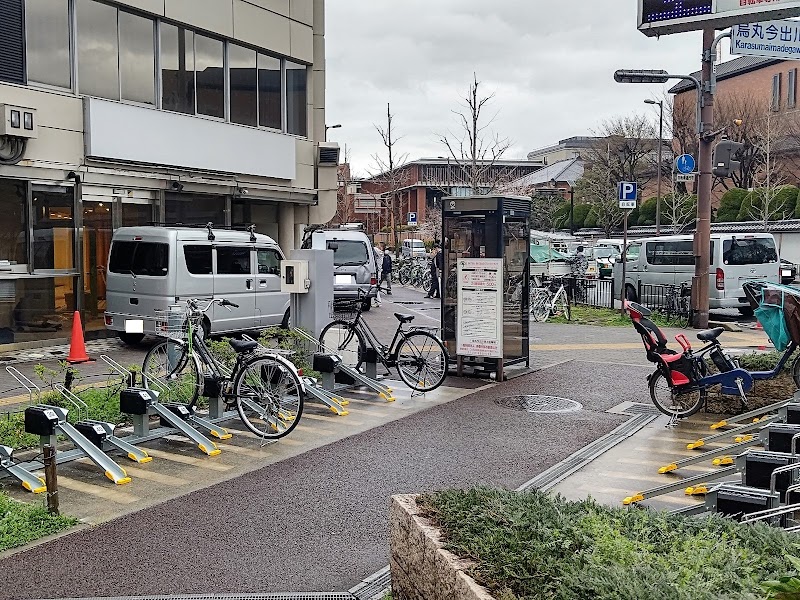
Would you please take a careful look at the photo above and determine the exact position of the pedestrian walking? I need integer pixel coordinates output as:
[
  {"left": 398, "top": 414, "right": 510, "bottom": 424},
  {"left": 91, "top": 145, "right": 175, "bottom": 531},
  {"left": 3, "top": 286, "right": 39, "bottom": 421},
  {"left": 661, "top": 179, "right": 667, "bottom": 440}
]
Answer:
[
  {"left": 381, "top": 249, "right": 393, "bottom": 295},
  {"left": 373, "top": 245, "right": 383, "bottom": 307},
  {"left": 426, "top": 244, "right": 442, "bottom": 299}
]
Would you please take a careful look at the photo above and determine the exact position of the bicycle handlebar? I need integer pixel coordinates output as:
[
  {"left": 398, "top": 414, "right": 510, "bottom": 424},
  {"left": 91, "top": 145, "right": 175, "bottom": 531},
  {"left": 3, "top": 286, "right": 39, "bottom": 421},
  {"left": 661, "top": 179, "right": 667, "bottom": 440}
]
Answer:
[{"left": 185, "top": 298, "right": 239, "bottom": 314}]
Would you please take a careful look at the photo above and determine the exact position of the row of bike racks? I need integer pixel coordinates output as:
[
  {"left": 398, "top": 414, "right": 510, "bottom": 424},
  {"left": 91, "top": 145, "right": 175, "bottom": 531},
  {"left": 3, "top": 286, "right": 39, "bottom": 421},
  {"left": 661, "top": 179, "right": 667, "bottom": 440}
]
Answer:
[
  {"left": 624, "top": 393, "right": 800, "bottom": 528},
  {"left": 0, "top": 329, "right": 399, "bottom": 493}
]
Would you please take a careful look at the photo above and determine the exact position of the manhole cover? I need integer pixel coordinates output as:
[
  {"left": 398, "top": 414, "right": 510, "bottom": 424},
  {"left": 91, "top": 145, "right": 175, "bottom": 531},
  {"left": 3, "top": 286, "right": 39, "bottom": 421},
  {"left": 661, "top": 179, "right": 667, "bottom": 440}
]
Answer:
[{"left": 494, "top": 395, "right": 582, "bottom": 413}]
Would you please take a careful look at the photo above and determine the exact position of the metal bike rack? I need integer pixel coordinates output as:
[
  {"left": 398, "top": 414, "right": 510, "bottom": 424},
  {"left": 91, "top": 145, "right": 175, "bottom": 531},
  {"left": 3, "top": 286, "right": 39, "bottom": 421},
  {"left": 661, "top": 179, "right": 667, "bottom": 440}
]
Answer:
[
  {"left": 708, "top": 397, "right": 797, "bottom": 431},
  {"left": 5, "top": 366, "right": 40, "bottom": 406},
  {"left": 685, "top": 414, "right": 780, "bottom": 450},
  {"left": 24, "top": 404, "right": 132, "bottom": 485},
  {"left": 0, "top": 445, "right": 45, "bottom": 493},
  {"left": 294, "top": 328, "right": 395, "bottom": 402}
]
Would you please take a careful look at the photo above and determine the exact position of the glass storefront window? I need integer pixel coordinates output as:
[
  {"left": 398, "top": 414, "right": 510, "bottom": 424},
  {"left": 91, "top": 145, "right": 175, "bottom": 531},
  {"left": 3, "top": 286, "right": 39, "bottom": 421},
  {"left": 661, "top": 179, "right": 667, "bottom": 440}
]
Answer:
[
  {"left": 0, "top": 276, "right": 77, "bottom": 345},
  {"left": 286, "top": 60, "right": 307, "bottom": 136},
  {"left": 0, "top": 179, "right": 27, "bottom": 266},
  {"left": 119, "top": 11, "right": 155, "bottom": 105},
  {"left": 121, "top": 203, "right": 153, "bottom": 227},
  {"left": 229, "top": 44, "right": 257, "bottom": 126},
  {"left": 165, "top": 192, "right": 225, "bottom": 226},
  {"left": 25, "top": 0, "right": 71, "bottom": 89},
  {"left": 83, "top": 201, "right": 112, "bottom": 320},
  {"left": 76, "top": 0, "right": 120, "bottom": 100},
  {"left": 32, "top": 186, "right": 75, "bottom": 271},
  {"left": 161, "top": 23, "right": 195, "bottom": 114},
  {"left": 258, "top": 53, "right": 281, "bottom": 130},
  {"left": 195, "top": 34, "right": 224, "bottom": 119}
]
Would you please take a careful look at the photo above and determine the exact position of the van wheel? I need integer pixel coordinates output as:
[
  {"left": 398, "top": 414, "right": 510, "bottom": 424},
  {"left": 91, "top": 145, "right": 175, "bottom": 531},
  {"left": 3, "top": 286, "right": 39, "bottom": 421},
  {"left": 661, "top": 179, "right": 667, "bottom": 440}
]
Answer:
[
  {"left": 281, "top": 309, "right": 290, "bottom": 329},
  {"left": 625, "top": 285, "right": 638, "bottom": 302},
  {"left": 738, "top": 307, "right": 755, "bottom": 318},
  {"left": 118, "top": 332, "right": 144, "bottom": 346}
]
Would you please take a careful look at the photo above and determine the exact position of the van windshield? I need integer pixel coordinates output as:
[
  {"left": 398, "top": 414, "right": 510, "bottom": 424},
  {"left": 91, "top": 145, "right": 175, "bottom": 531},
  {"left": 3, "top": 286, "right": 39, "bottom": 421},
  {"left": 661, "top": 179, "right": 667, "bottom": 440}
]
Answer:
[
  {"left": 328, "top": 240, "right": 369, "bottom": 266},
  {"left": 723, "top": 237, "right": 778, "bottom": 265},
  {"left": 412, "top": 241, "right": 425, "bottom": 248},
  {"left": 109, "top": 241, "right": 169, "bottom": 276}
]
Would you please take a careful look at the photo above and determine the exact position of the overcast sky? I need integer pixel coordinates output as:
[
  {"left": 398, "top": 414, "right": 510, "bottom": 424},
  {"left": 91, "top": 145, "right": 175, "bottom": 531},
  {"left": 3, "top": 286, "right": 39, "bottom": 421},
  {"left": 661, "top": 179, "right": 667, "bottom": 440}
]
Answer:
[{"left": 325, "top": 1, "right": 713, "bottom": 176}]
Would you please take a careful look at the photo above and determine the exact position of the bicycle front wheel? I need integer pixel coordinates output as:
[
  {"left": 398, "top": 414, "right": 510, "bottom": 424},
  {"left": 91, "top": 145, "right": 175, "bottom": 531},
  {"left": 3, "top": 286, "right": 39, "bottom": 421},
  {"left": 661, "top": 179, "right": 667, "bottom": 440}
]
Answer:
[
  {"left": 319, "top": 319, "right": 366, "bottom": 370},
  {"left": 531, "top": 290, "right": 550, "bottom": 322},
  {"left": 396, "top": 331, "right": 449, "bottom": 392},
  {"left": 141, "top": 340, "right": 201, "bottom": 406},
  {"left": 558, "top": 293, "right": 571, "bottom": 321},
  {"left": 649, "top": 370, "right": 705, "bottom": 419},
  {"left": 234, "top": 356, "right": 304, "bottom": 439}
]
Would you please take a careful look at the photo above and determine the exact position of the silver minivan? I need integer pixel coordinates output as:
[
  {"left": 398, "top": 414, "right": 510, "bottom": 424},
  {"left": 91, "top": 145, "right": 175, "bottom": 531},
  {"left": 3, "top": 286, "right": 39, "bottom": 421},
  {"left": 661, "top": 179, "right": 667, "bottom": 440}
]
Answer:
[
  {"left": 105, "top": 226, "right": 289, "bottom": 344},
  {"left": 301, "top": 227, "right": 378, "bottom": 310},
  {"left": 613, "top": 233, "right": 779, "bottom": 315}
]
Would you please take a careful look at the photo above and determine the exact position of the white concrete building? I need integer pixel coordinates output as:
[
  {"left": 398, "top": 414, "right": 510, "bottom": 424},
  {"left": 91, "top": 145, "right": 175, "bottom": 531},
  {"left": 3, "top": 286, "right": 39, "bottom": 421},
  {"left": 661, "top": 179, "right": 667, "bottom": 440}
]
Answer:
[{"left": 0, "top": 0, "right": 336, "bottom": 347}]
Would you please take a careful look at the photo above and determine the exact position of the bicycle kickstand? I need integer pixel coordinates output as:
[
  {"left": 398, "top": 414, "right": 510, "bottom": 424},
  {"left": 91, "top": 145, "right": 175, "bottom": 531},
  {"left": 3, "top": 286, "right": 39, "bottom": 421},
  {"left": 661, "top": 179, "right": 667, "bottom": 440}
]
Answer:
[{"left": 736, "top": 377, "right": 749, "bottom": 410}]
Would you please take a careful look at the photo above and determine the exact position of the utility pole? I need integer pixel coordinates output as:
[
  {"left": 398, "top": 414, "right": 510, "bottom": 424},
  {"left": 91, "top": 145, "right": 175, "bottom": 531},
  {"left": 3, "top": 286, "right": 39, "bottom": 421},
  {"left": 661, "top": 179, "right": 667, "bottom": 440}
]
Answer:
[{"left": 693, "top": 27, "right": 715, "bottom": 330}]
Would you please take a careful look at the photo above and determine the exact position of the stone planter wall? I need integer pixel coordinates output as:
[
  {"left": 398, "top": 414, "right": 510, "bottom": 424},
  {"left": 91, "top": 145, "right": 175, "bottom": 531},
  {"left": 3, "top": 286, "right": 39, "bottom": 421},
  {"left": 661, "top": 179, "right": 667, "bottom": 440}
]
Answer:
[{"left": 389, "top": 494, "right": 493, "bottom": 600}]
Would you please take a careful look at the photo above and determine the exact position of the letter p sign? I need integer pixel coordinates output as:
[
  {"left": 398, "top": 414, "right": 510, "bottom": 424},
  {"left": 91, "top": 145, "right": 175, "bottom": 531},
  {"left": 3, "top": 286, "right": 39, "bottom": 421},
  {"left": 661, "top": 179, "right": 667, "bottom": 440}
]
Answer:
[{"left": 618, "top": 181, "right": 637, "bottom": 209}]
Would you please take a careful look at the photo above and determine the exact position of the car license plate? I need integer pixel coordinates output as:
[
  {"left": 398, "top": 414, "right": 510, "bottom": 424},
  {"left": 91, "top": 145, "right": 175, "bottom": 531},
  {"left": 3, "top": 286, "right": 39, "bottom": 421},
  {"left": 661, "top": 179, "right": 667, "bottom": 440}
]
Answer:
[
  {"left": 335, "top": 274, "right": 351, "bottom": 284},
  {"left": 783, "top": 269, "right": 792, "bottom": 277}
]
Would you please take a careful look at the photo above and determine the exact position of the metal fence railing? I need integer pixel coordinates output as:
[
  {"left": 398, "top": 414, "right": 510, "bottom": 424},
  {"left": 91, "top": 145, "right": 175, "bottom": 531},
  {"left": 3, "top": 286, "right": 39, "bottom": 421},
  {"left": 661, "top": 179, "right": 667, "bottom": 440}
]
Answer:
[
  {"left": 637, "top": 281, "right": 692, "bottom": 315},
  {"left": 558, "top": 277, "right": 615, "bottom": 310}
]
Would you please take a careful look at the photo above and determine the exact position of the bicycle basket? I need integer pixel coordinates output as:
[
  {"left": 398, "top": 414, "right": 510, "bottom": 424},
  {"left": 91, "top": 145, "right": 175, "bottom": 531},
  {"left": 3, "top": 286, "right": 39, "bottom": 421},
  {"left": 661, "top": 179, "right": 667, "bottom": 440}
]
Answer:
[
  {"left": 153, "top": 305, "right": 192, "bottom": 341},
  {"left": 330, "top": 298, "right": 361, "bottom": 320}
]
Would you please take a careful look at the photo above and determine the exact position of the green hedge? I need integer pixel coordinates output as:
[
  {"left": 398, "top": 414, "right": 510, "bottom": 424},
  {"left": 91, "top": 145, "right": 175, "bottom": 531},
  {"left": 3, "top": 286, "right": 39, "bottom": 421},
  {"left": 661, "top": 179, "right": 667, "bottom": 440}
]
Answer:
[
  {"left": 717, "top": 188, "right": 748, "bottom": 222},
  {"left": 419, "top": 488, "right": 799, "bottom": 600}
]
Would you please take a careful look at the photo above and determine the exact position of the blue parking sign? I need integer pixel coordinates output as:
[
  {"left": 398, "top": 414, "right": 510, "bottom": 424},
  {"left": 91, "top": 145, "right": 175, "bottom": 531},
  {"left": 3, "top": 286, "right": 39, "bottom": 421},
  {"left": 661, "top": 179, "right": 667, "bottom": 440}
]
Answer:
[{"left": 618, "top": 182, "right": 637, "bottom": 209}]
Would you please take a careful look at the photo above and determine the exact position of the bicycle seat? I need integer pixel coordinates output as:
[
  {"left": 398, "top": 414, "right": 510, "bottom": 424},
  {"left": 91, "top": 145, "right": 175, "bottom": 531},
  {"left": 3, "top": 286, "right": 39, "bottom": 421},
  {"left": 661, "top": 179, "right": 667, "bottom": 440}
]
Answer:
[
  {"left": 394, "top": 313, "right": 415, "bottom": 324},
  {"left": 229, "top": 339, "right": 259, "bottom": 353},
  {"left": 697, "top": 327, "right": 725, "bottom": 342}
]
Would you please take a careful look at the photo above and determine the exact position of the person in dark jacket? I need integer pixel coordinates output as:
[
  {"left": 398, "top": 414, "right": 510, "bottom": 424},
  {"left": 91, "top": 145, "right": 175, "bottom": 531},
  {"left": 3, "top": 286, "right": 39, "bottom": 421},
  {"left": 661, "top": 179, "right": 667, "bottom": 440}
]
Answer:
[
  {"left": 380, "top": 249, "right": 392, "bottom": 295},
  {"left": 426, "top": 245, "right": 442, "bottom": 299}
]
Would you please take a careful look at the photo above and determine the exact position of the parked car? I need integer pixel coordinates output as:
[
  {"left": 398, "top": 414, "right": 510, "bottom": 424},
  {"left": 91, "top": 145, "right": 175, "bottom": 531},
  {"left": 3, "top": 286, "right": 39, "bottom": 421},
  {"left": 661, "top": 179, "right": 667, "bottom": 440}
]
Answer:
[
  {"left": 613, "top": 233, "right": 779, "bottom": 316},
  {"left": 529, "top": 243, "right": 571, "bottom": 281},
  {"left": 301, "top": 226, "right": 378, "bottom": 310},
  {"left": 781, "top": 259, "right": 797, "bottom": 285},
  {"left": 402, "top": 238, "right": 427, "bottom": 257},
  {"left": 105, "top": 226, "right": 289, "bottom": 345}
]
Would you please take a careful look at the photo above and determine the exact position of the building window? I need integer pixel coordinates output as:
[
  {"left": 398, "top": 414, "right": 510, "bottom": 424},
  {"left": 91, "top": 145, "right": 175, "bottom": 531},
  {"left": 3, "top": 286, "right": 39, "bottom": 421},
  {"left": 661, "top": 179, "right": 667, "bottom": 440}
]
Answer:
[
  {"left": 772, "top": 73, "right": 782, "bottom": 112},
  {"left": 0, "top": 179, "right": 27, "bottom": 265},
  {"left": 0, "top": 0, "right": 25, "bottom": 85},
  {"left": 25, "top": 0, "right": 71, "bottom": 88},
  {"left": 286, "top": 60, "right": 307, "bottom": 136},
  {"left": 165, "top": 192, "right": 226, "bottom": 226},
  {"left": 32, "top": 186, "right": 75, "bottom": 271},
  {"left": 195, "top": 34, "right": 224, "bottom": 119},
  {"left": 160, "top": 23, "right": 194, "bottom": 114},
  {"left": 76, "top": 0, "right": 120, "bottom": 100},
  {"left": 119, "top": 11, "right": 155, "bottom": 105},
  {"left": 258, "top": 53, "right": 281, "bottom": 130},
  {"left": 229, "top": 44, "right": 257, "bottom": 126},
  {"left": 790, "top": 69, "right": 797, "bottom": 109}
]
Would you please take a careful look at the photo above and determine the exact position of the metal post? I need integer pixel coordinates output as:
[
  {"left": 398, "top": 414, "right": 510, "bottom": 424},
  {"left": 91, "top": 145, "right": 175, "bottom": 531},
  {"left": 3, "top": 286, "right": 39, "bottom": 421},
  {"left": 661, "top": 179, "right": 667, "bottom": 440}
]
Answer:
[
  {"left": 43, "top": 444, "right": 59, "bottom": 515},
  {"left": 620, "top": 211, "right": 628, "bottom": 314},
  {"left": 693, "top": 28, "right": 715, "bottom": 329},
  {"left": 656, "top": 101, "right": 663, "bottom": 236},
  {"left": 569, "top": 187, "right": 575, "bottom": 235}
]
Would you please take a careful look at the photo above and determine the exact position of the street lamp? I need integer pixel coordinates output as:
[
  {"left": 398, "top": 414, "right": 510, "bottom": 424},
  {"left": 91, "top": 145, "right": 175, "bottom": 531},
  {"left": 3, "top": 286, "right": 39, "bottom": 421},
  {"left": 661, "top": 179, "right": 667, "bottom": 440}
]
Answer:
[
  {"left": 645, "top": 98, "right": 664, "bottom": 236},
  {"left": 325, "top": 123, "right": 342, "bottom": 141}
]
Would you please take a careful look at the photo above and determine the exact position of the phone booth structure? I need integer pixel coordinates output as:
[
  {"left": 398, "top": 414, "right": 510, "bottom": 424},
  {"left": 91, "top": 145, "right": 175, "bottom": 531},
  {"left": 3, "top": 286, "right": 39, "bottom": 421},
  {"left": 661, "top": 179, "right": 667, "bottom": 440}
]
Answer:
[{"left": 441, "top": 195, "right": 531, "bottom": 381}]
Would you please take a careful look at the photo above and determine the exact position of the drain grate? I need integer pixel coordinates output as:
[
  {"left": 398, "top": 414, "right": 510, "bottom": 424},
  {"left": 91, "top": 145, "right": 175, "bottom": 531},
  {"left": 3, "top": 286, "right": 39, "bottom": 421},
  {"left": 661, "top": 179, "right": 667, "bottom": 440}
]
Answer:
[
  {"left": 624, "top": 402, "right": 662, "bottom": 416},
  {"left": 494, "top": 395, "right": 582, "bottom": 413}
]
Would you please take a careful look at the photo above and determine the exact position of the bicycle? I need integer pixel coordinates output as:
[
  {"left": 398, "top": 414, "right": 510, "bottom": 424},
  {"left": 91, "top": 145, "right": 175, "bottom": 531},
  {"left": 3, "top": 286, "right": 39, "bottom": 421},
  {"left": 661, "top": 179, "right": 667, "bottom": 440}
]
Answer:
[
  {"left": 141, "top": 298, "right": 304, "bottom": 439},
  {"left": 659, "top": 281, "right": 693, "bottom": 329},
  {"left": 319, "top": 288, "right": 450, "bottom": 392},
  {"left": 530, "top": 278, "right": 571, "bottom": 322}
]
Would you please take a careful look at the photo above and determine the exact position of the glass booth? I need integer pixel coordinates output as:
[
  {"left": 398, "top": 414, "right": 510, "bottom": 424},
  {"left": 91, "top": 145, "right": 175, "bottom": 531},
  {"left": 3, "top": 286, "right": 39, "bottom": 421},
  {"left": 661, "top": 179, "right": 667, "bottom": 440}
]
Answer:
[{"left": 442, "top": 195, "right": 531, "bottom": 380}]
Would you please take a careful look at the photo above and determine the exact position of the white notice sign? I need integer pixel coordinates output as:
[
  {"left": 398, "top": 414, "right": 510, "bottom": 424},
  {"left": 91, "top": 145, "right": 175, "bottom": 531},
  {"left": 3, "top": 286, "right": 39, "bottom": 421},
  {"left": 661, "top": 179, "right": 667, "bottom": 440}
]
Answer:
[
  {"left": 456, "top": 258, "right": 503, "bottom": 359},
  {"left": 731, "top": 19, "right": 800, "bottom": 61}
]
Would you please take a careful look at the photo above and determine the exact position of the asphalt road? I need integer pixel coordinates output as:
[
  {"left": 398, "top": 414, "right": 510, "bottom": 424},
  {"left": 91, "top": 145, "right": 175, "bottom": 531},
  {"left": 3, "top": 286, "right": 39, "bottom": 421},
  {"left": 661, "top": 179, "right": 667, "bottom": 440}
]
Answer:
[{"left": 0, "top": 359, "right": 643, "bottom": 599}]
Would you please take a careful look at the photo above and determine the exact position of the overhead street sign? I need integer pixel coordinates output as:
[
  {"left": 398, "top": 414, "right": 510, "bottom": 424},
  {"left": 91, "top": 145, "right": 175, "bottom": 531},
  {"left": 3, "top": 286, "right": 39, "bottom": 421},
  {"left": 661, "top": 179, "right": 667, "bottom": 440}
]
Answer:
[
  {"left": 731, "top": 19, "right": 800, "bottom": 61},
  {"left": 638, "top": 0, "right": 800, "bottom": 37},
  {"left": 676, "top": 154, "right": 696, "bottom": 174}
]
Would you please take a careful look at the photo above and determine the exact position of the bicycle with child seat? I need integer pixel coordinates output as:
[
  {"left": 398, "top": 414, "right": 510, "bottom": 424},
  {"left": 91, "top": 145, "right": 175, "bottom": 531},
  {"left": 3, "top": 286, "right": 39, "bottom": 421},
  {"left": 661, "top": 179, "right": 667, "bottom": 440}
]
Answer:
[
  {"left": 319, "top": 287, "right": 450, "bottom": 392},
  {"left": 141, "top": 297, "right": 304, "bottom": 439}
]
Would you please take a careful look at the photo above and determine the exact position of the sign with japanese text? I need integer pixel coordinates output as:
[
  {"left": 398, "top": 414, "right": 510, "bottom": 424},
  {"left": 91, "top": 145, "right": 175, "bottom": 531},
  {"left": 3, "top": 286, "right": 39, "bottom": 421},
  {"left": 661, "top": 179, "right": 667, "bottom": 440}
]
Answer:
[
  {"left": 456, "top": 258, "right": 503, "bottom": 359},
  {"left": 638, "top": 0, "right": 800, "bottom": 37},
  {"left": 731, "top": 19, "right": 800, "bottom": 60}
]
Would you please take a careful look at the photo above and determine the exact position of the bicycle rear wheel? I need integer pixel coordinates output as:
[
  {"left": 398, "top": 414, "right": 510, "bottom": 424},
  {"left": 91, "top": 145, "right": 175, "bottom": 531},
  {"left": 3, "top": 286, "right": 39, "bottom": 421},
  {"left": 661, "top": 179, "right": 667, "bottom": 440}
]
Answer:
[
  {"left": 531, "top": 290, "right": 550, "bottom": 322},
  {"left": 649, "top": 371, "right": 705, "bottom": 418},
  {"left": 395, "top": 331, "right": 449, "bottom": 392},
  {"left": 141, "top": 339, "right": 201, "bottom": 406},
  {"left": 319, "top": 319, "right": 366, "bottom": 370},
  {"left": 234, "top": 355, "right": 304, "bottom": 439}
]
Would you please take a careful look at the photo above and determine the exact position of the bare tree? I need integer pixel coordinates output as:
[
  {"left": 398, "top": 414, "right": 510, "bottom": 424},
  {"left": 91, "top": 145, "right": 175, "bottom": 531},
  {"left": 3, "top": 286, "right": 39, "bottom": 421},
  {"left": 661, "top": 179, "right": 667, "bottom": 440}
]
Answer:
[
  {"left": 529, "top": 191, "right": 566, "bottom": 232},
  {"left": 438, "top": 74, "right": 512, "bottom": 194},
  {"left": 366, "top": 103, "right": 409, "bottom": 251},
  {"left": 661, "top": 192, "right": 697, "bottom": 234},
  {"left": 746, "top": 104, "right": 791, "bottom": 230}
]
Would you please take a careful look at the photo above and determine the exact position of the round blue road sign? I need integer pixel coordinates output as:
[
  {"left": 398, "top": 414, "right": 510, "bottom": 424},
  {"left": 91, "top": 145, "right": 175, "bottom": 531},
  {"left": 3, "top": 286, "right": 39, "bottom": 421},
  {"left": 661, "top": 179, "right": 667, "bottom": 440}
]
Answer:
[{"left": 676, "top": 154, "right": 696, "bottom": 174}]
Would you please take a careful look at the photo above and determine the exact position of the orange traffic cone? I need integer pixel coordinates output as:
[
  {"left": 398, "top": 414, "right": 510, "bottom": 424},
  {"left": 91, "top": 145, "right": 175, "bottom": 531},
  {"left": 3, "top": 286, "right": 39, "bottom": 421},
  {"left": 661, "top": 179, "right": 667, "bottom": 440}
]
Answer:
[{"left": 66, "top": 311, "right": 93, "bottom": 364}]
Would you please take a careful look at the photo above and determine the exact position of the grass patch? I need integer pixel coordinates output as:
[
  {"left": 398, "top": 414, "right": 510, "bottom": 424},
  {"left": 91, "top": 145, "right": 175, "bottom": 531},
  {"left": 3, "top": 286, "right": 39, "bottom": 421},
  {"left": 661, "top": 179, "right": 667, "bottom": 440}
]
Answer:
[
  {"left": 0, "top": 492, "right": 77, "bottom": 552},
  {"left": 418, "top": 488, "right": 800, "bottom": 600},
  {"left": 549, "top": 305, "right": 676, "bottom": 328}
]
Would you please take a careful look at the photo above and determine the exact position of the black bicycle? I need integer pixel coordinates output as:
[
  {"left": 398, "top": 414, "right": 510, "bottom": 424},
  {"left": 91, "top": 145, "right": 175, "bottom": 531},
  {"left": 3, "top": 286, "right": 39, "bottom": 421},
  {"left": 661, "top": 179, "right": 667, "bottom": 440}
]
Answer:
[
  {"left": 141, "top": 298, "right": 304, "bottom": 439},
  {"left": 319, "top": 288, "right": 450, "bottom": 392}
]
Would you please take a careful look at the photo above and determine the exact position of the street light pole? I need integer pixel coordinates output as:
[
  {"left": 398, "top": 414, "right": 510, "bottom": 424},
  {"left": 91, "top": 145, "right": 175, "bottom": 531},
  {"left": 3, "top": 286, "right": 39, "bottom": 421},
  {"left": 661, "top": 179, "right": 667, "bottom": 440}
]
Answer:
[
  {"left": 569, "top": 186, "right": 575, "bottom": 235},
  {"left": 645, "top": 99, "right": 664, "bottom": 236}
]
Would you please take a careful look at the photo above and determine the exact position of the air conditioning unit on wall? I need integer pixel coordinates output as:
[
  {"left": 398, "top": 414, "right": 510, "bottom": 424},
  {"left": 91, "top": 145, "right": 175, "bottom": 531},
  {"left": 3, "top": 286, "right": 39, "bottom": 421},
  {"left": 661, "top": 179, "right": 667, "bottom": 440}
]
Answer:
[{"left": 317, "top": 142, "right": 340, "bottom": 167}]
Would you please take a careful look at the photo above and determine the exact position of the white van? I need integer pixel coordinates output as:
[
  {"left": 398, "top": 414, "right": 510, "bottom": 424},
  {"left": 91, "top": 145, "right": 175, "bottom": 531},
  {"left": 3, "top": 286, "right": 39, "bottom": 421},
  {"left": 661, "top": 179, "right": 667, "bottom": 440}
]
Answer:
[
  {"left": 105, "top": 226, "right": 289, "bottom": 344},
  {"left": 613, "top": 233, "right": 779, "bottom": 315},
  {"left": 402, "top": 238, "right": 427, "bottom": 257}
]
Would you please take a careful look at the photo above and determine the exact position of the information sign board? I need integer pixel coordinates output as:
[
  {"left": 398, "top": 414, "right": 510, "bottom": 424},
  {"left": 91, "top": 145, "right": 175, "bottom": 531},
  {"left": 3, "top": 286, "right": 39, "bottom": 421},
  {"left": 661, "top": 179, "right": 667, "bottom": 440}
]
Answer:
[
  {"left": 456, "top": 258, "right": 503, "bottom": 359},
  {"left": 731, "top": 19, "right": 800, "bottom": 61}
]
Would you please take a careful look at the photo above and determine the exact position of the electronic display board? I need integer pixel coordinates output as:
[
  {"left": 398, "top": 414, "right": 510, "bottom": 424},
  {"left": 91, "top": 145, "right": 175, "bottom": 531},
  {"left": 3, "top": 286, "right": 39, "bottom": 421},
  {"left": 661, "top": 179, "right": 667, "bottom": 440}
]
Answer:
[{"left": 638, "top": 0, "right": 800, "bottom": 36}]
